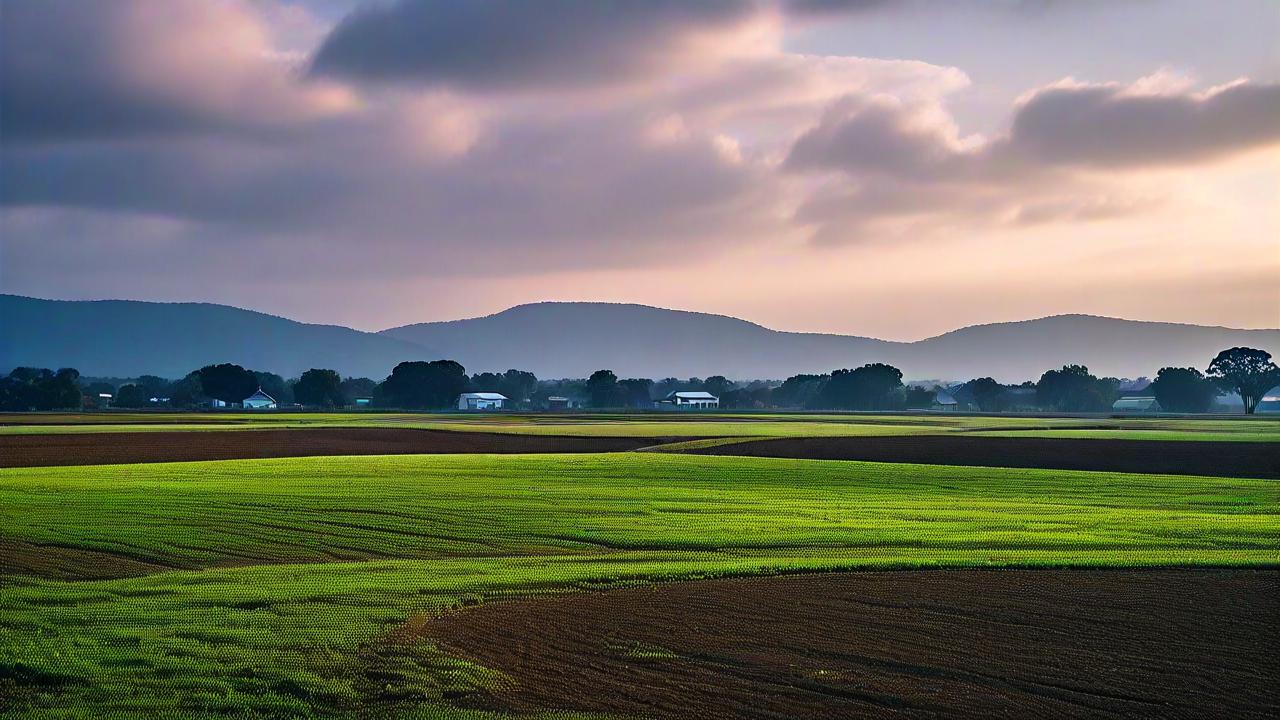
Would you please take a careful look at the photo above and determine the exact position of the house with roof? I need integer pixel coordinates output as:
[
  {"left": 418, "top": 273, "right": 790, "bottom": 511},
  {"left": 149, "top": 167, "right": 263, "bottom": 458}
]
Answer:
[
  {"left": 657, "top": 391, "right": 719, "bottom": 410},
  {"left": 1111, "top": 396, "right": 1161, "bottom": 414},
  {"left": 242, "top": 388, "right": 277, "bottom": 410},
  {"left": 931, "top": 389, "right": 959, "bottom": 411},
  {"left": 457, "top": 392, "right": 507, "bottom": 410}
]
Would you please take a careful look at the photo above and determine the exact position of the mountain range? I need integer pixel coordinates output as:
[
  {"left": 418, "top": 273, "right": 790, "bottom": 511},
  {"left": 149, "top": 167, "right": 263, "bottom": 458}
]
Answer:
[{"left": 3, "top": 294, "right": 1277, "bottom": 383}]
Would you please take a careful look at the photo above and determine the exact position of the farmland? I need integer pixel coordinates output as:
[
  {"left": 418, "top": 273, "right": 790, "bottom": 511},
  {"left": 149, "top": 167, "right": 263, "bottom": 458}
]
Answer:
[{"left": 1, "top": 414, "right": 1278, "bottom": 718}]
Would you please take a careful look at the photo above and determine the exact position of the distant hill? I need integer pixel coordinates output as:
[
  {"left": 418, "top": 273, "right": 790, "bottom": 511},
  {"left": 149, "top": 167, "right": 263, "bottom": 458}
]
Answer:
[
  {"left": 4, "top": 294, "right": 1278, "bottom": 382},
  {"left": 382, "top": 302, "right": 1280, "bottom": 382},
  {"left": 0, "top": 295, "right": 435, "bottom": 379}
]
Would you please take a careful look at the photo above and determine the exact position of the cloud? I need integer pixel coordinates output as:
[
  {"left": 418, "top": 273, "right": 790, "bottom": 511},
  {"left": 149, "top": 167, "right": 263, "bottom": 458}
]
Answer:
[
  {"left": 1008, "top": 79, "right": 1280, "bottom": 167},
  {"left": 0, "top": 0, "right": 353, "bottom": 143},
  {"left": 783, "top": 74, "right": 1280, "bottom": 244},
  {"left": 310, "top": 0, "right": 771, "bottom": 90}
]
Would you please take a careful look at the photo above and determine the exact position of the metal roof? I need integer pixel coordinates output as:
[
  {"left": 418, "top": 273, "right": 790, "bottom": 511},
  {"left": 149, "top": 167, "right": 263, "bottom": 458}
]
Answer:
[
  {"left": 244, "top": 389, "right": 276, "bottom": 402},
  {"left": 667, "top": 391, "right": 718, "bottom": 400},
  {"left": 459, "top": 392, "right": 508, "bottom": 400}
]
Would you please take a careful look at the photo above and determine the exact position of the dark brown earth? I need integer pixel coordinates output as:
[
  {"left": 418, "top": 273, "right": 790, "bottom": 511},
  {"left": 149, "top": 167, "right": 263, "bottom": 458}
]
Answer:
[
  {"left": 414, "top": 569, "right": 1280, "bottom": 720},
  {"left": 687, "top": 435, "right": 1280, "bottom": 478},
  {"left": 0, "top": 428, "right": 671, "bottom": 467}
]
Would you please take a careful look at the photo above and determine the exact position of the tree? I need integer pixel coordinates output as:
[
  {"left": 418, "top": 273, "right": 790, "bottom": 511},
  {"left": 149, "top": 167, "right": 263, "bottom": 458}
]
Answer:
[
  {"left": 1206, "top": 347, "right": 1280, "bottom": 414},
  {"left": 293, "top": 369, "right": 346, "bottom": 407},
  {"left": 966, "top": 377, "right": 1007, "bottom": 412},
  {"left": 340, "top": 377, "right": 377, "bottom": 401},
  {"left": 379, "top": 360, "right": 468, "bottom": 409},
  {"left": 197, "top": 364, "right": 258, "bottom": 404},
  {"left": 1035, "top": 365, "right": 1117, "bottom": 412},
  {"left": 586, "top": 370, "right": 620, "bottom": 408},
  {"left": 168, "top": 372, "right": 205, "bottom": 408},
  {"left": 821, "top": 363, "right": 903, "bottom": 410},
  {"left": 618, "top": 378, "right": 654, "bottom": 408},
  {"left": 702, "top": 375, "right": 733, "bottom": 398},
  {"left": 498, "top": 370, "right": 539, "bottom": 406},
  {"left": 774, "top": 374, "right": 828, "bottom": 408},
  {"left": 903, "top": 385, "right": 936, "bottom": 409},
  {"left": 1150, "top": 367, "right": 1215, "bottom": 413},
  {"left": 0, "top": 367, "right": 82, "bottom": 411},
  {"left": 114, "top": 384, "right": 151, "bottom": 408}
]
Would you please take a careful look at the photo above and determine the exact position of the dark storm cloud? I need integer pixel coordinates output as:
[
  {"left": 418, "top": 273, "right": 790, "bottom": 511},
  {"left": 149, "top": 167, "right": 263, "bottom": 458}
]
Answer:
[
  {"left": 310, "top": 0, "right": 760, "bottom": 89},
  {"left": 0, "top": 0, "right": 347, "bottom": 144},
  {"left": 1009, "top": 81, "right": 1280, "bottom": 167}
]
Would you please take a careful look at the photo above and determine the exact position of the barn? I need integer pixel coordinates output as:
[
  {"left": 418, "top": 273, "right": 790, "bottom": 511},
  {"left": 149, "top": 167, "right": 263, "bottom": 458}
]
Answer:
[
  {"left": 242, "top": 389, "right": 277, "bottom": 410},
  {"left": 1111, "top": 396, "right": 1162, "bottom": 414},
  {"left": 457, "top": 392, "right": 507, "bottom": 410},
  {"left": 658, "top": 391, "right": 719, "bottom": 410}
]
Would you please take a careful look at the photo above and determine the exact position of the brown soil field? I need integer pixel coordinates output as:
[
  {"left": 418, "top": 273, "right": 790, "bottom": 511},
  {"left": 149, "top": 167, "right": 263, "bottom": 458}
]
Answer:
[
  {"left": 414, "top": 569, "right": 1279, "bottom": 720},
  {"left": 686, "top": 435, "right": 1280, "bottom": 478},
  {"left": 0, "top": 428, "right": 669, "bottom": 468}
]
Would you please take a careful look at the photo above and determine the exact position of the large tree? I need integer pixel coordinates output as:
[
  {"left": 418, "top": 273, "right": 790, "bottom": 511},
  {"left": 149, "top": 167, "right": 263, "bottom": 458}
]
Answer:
[
  {"left": 0, "top": 367, "right": 82, "bottom": 411},
  {"left": 618, "top": 378, "right": 654, "bottom": 408},
  {"left": 1035, "top": 365, "right": 1117, "bottom": 412},
  {"left": 702, "top": 375, "right": 733, "bottom": 398},
  {"left": 1206, "top": 347, "right": 1280, "bottom": 414},
  {"left": 197, "top": 364, "right": 258, "bottom": 404},
  {"left": 821, "top": 363, "right": 904, "bottom": 410},
  {"left": 586, "top": 370, "right": 620, "bottom": 408},
  {"left": 773, "top": 373, "right": 828, "bottom": 409},
  {"left": 113, "top": 383, "right": 151, "bottom": 408},
  {"left": 379, "top": 360, "right": 468, "bottom": 409},
  {"left": 293, "top": 368, "right": 346, "bottom": 407},
  {"left": 966, "top": 377, "right": 1007, "bottom": 412},
  {"left": 1150, "top": 367, "right": 1215, "bottom": 413}
]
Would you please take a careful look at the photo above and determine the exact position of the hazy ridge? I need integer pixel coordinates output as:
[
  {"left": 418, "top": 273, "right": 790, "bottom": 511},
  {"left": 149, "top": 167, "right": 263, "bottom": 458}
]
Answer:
[{"left": 4, "top": 294, "right": 1277, "bottom": 382}]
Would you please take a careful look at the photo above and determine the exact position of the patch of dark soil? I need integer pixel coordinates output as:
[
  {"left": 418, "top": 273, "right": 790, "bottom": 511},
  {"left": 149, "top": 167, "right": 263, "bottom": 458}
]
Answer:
[
  {"left": 0, "top": 538, "right": 171, "bottom": 580},
  {"left": 0, "top": 428, "right": 676, "bottom": 468},
  {"left": 685, "top": 435, "right": 1280, "bottom": 478},
  {"left": 414, "top": 569, "right": 1280, "bottom": 720}
]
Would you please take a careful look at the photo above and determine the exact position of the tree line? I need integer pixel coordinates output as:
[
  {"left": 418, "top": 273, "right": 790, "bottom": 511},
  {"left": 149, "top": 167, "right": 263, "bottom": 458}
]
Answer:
[{"left": 2, "top": 347, "right": 1277, "bottom": 414}]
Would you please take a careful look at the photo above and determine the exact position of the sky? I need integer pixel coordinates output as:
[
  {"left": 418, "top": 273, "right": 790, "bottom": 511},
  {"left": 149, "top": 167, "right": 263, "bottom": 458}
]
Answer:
[{"left": 1, "top": 0, "right": 1277, "bottom": 340}]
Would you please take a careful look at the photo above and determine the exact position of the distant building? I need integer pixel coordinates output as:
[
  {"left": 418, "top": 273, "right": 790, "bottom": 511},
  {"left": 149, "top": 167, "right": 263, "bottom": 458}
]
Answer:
[
  {"left": 242, "top": 389, "right": 277, "bottom": 410},
  {"left": 1111, "top": 396, "right": 1161, "bottom": 414},
  {"left": 1258, "top": 385, "right": 1280, "bottom": 414},
  {"left": 457, "top": 392, "right": 507, "bottom": 410},
  {"left": 353, "top": 397, "right": 373, "bottom": 407},
  {"left": 657, "top": 391, "right": 719, "bottom": 410},
  {"left": 931, "top": 390, "right": 959, "bottom": 411}
]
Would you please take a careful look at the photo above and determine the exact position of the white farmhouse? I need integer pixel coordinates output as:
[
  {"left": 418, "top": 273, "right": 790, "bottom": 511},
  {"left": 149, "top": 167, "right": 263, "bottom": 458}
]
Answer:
[
  {"left": 242, "top": 388, "right": 277, "bottom": 410},
  {"left": 658, "top": 391, "right": 719, "bottom": 410},
  {"left": 457, "top": 392, "right": 507, "bottom": 410}
]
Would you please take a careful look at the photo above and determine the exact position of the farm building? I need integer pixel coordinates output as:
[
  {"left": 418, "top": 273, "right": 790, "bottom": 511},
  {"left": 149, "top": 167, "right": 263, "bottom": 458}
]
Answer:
[
  {"left": 931, "top": 390, "right": 959, "bottom": 411},
  {"left": 353, "top": 397, "right": 373, "bottom": 407},
  {"left": 657, "top": 391, "right": 719, "bottom": 410},
  {"left": 242, "top": 389, "right": 277, "bottom": 410},
  {"left": 1112, "top": 396, "right": 1161, "bottom": 413},
  {"left": 457, "top": 392, "right": 507, "bottom": 410},
  {"left": 1258, "top": 385, "right": 1280, "bottom": 414},
  {"left": 545, "top": 396, "right": 585, "bottom": 410}
]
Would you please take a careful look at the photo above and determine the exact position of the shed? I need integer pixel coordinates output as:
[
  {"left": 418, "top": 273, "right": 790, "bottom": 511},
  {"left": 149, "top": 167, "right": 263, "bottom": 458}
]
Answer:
[
  {"left": 657, "top": 391, "right": 719, "bottom": 410},
  {"left": 931, "top": 390, "right": 958, "bottom": 411},
  {"left": 242, "top": 389, "right": 277, "bottom": 410},
  {"left": 457, "top": 392, "right": 507, "bottom": 410},
  {"left": 1111, "top": 396, "right": 1161, "bottom": 414}
]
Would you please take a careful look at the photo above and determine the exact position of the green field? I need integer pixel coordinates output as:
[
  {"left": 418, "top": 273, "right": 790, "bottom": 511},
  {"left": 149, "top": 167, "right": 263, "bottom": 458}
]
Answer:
[
  {"left": 5, "top": 411, "right": 1279, "bottom": 441},
  {"left": 3, "top": 452, "right": 1277, "bottom": 718}
]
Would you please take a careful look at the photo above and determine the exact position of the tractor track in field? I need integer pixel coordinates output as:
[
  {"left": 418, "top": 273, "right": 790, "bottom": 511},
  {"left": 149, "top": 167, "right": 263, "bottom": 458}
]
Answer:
[
  {"left": 409, "top": 568, "right": 1280, "bottom": 720},
  {"left": 0, "top": 427, "right": 686, "bottom": 467},
  {"left": 681, "top": 434, "right": 1280, "bottom": 478}
]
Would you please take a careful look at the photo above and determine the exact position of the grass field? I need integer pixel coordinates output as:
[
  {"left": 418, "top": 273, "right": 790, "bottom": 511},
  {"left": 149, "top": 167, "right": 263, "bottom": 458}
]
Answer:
[
  {"left": 4, "top": 411, "right": 1279, "bottom": 441},
  {"left": 3, "top": 452, "right": 1277, "bottom": 717}
]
